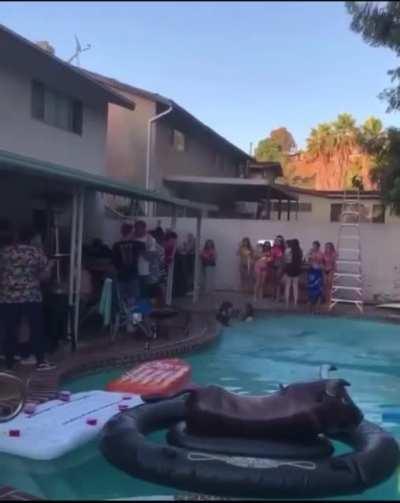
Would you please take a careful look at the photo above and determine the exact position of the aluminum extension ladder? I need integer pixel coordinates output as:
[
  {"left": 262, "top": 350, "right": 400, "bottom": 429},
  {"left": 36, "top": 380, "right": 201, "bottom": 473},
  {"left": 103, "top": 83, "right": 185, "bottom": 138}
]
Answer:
[{"left": 329, "top": 190, "right": 363, "bottom": 313}]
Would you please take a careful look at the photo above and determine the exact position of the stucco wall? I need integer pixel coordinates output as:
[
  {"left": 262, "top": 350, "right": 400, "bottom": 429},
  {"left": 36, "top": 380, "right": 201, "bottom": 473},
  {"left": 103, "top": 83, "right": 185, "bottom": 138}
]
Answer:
[
  {"left": 295, "top": 193, "right": 400, "bottom": 224},
  {"left": 152, "top": 119, "right": 239, "bottom": 192},
  {"left": 105, "top": 92, "right": 156, "bottom": 186},
  {"left": 102, "top": 216, "right": 400, "bottom": 303},
  {"left": 0, "top": 63, "right": 107, "bottom": 175}
]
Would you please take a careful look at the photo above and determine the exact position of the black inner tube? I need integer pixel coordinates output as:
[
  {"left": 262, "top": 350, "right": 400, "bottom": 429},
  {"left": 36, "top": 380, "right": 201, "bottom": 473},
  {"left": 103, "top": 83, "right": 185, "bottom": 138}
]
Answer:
[
  {"left": 167, "top": 420, "right": 334, "bottom": 459},
  {"left": 100, "top": 398, "right": 400, "bottom": 500}
]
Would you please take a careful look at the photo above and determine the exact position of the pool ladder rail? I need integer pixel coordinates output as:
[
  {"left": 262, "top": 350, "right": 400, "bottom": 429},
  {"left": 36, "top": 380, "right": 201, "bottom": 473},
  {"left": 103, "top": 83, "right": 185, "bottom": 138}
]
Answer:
[{"left": 329, "top": 190, "right": 364, "bottom": 314}]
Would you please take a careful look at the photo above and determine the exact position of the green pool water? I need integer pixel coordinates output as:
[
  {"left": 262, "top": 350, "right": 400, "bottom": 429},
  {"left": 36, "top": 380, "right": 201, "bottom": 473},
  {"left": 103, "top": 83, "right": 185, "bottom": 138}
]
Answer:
[{"left": 1, "top": 314, "right": 400, "bottom": 500}]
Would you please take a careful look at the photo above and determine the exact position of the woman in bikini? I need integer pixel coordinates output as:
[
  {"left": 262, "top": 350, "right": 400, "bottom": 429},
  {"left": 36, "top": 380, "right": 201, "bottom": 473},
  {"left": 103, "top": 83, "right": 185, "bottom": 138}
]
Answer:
[
  {"left": 254, "top": 242, "right": 273, "bottom": 301},
  {"left": 201, "top": 239, "right": 217, "bottom": 294},
  {"left": 323, "top": 242, "right": 337, "bottom": 306},
  {"left": 271, "top": 235, "right": 286, "bottom": 302},
  {"left": 306, "top": 240, "right": 324, "bottom": 313},
  {"left": 237, "top": 237, "right": 254, "bottom": 294}
]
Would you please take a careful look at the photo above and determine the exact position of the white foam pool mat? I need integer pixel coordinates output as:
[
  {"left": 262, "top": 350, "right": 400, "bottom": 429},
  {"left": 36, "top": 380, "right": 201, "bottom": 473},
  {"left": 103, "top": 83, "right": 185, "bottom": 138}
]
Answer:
[{"left": 0, "top": 390, "right": 142, "bottom": 460}]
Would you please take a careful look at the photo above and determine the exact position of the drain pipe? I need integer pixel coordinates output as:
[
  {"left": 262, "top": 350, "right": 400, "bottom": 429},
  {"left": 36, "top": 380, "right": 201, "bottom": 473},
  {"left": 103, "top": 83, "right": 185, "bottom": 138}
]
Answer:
[{"left": 145, "top": 104, "right": 173, "bottom": 216}]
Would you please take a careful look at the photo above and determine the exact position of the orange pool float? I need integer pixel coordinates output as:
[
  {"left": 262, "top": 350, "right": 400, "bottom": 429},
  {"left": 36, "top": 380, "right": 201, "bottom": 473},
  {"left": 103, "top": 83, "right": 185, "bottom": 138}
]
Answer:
[{"left": 106, "top": 358, "right": 192, "bottom": 397}]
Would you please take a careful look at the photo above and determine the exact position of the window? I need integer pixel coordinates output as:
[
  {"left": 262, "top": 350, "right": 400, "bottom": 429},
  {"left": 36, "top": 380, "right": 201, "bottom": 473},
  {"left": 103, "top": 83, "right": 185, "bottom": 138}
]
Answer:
[
  {"left": 31, "top": 80, "right": 83, "bottom": 135},
  {"left": 330, "top": 203, "right": 343, "bottom": 222},
  {"left": 271, "top": 201, "right": 312, "bottom": 212},
  {"left": 171, "top": 129, "right": 186, "bottom": 152}
]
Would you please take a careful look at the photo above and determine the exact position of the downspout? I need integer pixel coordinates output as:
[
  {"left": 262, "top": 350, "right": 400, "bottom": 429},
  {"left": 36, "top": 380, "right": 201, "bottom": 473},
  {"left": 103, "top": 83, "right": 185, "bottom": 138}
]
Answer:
[{"left": 145, "top": 103, "right": 173, "bottom": 216}]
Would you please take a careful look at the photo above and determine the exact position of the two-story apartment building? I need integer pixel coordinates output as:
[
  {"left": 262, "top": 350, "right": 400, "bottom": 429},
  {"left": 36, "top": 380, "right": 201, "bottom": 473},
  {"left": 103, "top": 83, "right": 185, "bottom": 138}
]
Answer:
[
  {"left": 84, "top": 70, "right": 301, "bottom": 218},
  {"left": 0, "top": 24, "right": 137, "bottom": 240}
]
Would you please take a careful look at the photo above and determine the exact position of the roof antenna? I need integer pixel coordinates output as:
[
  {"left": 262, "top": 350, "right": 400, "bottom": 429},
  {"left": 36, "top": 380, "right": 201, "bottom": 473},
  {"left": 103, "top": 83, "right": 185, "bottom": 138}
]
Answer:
[{"left": 67, "top": 34, "right": 91, "bottom": 66}]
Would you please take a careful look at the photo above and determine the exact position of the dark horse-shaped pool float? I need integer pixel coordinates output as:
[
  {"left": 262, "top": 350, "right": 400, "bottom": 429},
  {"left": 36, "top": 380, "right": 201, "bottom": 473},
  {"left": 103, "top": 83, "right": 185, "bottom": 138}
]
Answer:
[
  {"left": 101, "top": 377, "right": 400, "bottom": 499},
  {"left": 167, "top": 378, "right": 363, "bottom": 440}
]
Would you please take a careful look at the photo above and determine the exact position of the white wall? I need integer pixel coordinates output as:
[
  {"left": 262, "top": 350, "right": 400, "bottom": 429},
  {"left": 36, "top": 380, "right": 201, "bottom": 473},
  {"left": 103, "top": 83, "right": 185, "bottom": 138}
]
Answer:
[
  {"left": 0, "top": 63, "right": 107, "bottom": 174},
  {"left": 105, "top": 93, "right": 156, "bottom": 186},
  {"left": 102, "top": 216, "right": 400, "bottom": 303}
]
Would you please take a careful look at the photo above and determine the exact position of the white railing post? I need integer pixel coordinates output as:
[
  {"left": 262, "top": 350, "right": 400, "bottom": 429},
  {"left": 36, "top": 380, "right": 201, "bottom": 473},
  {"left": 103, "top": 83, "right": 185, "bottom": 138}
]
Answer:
[
  {"left": 73, "top": 187, "right": 85, "bottom": 350},
  {"left": 166, "top": 206, "right": 177, "bottom": 305},
  {"left": 193, "top": 211, "right": 204, "bottom": 304},
  {"left": 67, "top": 190, "right": 78, "bottom": 340}
]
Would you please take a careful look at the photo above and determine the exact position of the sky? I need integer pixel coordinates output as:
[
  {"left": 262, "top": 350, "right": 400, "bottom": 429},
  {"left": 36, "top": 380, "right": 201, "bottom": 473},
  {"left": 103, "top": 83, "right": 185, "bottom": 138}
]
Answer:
[{"left": 2, "top": 1, "right": 400, "bottom": 152}]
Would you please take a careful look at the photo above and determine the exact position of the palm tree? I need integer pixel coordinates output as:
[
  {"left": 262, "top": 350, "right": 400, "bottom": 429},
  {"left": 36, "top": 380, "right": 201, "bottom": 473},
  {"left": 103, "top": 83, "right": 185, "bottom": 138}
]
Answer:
[
  {"left": 332, "top": 113, "right": 359, "bottom": 189},
  {"left": 358, "top": 117, "right": 386, "bottom": 189},
  {"left": 306, "top": 123, "right": 335, "bottom": 189}
]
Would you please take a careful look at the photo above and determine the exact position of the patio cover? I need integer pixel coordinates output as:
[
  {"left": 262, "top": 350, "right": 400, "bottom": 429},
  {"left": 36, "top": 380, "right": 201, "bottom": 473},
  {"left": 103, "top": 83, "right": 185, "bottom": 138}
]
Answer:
[{"left": 164, "top": 175, "right": 298, "bottom": 206}]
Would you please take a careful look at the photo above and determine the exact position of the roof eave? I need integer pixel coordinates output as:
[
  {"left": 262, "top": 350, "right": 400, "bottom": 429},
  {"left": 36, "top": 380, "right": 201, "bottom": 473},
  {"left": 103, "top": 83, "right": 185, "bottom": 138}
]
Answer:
[
  {"left": 85, "top": 70, "right": 252, "bottom": 162},
  {"left": 0, "top": 24, "right": 135, "bottom": 111}
]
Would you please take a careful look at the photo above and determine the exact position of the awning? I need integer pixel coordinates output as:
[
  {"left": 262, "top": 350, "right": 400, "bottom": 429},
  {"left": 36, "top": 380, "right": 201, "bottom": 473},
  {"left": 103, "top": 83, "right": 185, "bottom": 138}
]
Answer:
[
  {"left": 164, "top": 175, "right": 298, "bottom": 205},
  {"left": 0, "top": 149, "right": 217, "bottom": 213}
]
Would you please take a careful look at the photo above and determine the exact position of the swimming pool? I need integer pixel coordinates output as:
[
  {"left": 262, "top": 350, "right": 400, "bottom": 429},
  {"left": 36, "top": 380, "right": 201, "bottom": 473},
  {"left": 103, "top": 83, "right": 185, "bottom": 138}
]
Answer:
[{"left": 1, "top": 314, "right": 399, "bottom": 500}]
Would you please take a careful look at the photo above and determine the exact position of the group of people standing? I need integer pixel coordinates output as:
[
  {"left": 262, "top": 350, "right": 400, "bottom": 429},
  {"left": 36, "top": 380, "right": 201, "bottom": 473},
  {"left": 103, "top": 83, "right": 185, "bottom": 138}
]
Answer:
[
  {"left": 238, "top": 235, "right": 337, "bottom": 311},
  {"left": 112, "top": 220, "right": 179, "bottom": 306}
]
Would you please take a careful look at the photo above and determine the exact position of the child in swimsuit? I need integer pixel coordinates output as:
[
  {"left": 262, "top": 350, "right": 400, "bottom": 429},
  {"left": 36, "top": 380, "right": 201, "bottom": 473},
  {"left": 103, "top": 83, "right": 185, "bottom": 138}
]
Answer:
[{"left": 254, "top": 242, "right": 273, "bottom": 301}]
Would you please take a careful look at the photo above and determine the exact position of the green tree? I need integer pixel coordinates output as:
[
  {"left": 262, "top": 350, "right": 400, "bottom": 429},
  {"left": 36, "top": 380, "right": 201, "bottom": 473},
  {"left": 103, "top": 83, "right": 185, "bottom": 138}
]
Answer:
[
  {"left": 305, "top": 114, "right": 360, "bottom": 189},
  {"left": 358, "top": 116, "right": 385, "bottom": 154},
  {"left": 346, "top": 1, "right": 400, "bottom": 111},
  {"left": 306, "top": 123, "right": 335, "bottom": 163},
  {"left": 370, "top": 127, "right": 400, "bottom": 214},
  {"left": 270, "top": 127, "right": 297, "bottom": 154},
  {"left": 255, "top": 138, "right": 282, "bottom": 162},
  {"left": 332, "top": 113, "right": 359, "bottom": 187}
]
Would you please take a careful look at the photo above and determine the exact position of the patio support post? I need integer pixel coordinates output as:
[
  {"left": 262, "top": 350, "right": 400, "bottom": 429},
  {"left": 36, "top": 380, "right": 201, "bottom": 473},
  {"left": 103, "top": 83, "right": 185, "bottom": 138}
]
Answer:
[
  {"left": 193, "top": 210, "right": 204, "bottom": 304},
  {"left": 67, "top": 189, "right": 78, "bottom": 340},
  {"left": 278, "top": 198, "right": 282, "bottom": 220},
  {"left": 287, "top": 198, "right": 291, "bottom": 221},
  {"left": 296, "top": 200, "right": 299, "bottom": 221},
  {"left": 166, "top": 206, "right": 177, "bottom": 306},
  {"left": 266, "top": 186, "right": 271, "bottom": 220},
  {"left": 72, "top": 187, "right": 85, "bottom": 351}
]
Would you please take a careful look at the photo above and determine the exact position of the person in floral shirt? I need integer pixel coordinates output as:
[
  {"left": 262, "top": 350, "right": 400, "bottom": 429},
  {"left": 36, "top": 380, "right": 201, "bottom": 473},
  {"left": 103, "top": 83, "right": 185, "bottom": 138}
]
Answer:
[{"left": 0, "top": 223, "right": 55, "bottom": 371}]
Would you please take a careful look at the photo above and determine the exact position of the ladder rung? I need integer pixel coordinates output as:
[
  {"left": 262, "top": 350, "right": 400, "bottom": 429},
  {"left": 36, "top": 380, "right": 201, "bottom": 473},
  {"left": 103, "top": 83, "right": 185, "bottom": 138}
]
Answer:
[
  {"left": 341, "top": 211, "right": 360, "bottom": 216},
  {"left": 332, "top": 286, "right": 362, "bottom": 293},
  {"left": 339, "top": 248, "right": 359, "bottom": 252},
  {"left": 334, "top": 272, "right": 362, "bottom": 278},
  {"left": 337, "top": 259, "right": 361, "bottom": 264},
  {"left": 331, "top": 298, "right": 363, "bottom": 305}
]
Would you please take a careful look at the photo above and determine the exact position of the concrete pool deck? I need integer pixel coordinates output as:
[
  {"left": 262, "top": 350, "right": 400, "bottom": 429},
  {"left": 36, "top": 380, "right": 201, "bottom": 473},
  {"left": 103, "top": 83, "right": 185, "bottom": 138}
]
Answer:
[
  {"left": 1, "top": 309, "right": 216, "bottom": 405},
  {"left": 2, "top": 290, "right": 399, "bottom": 409}
]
